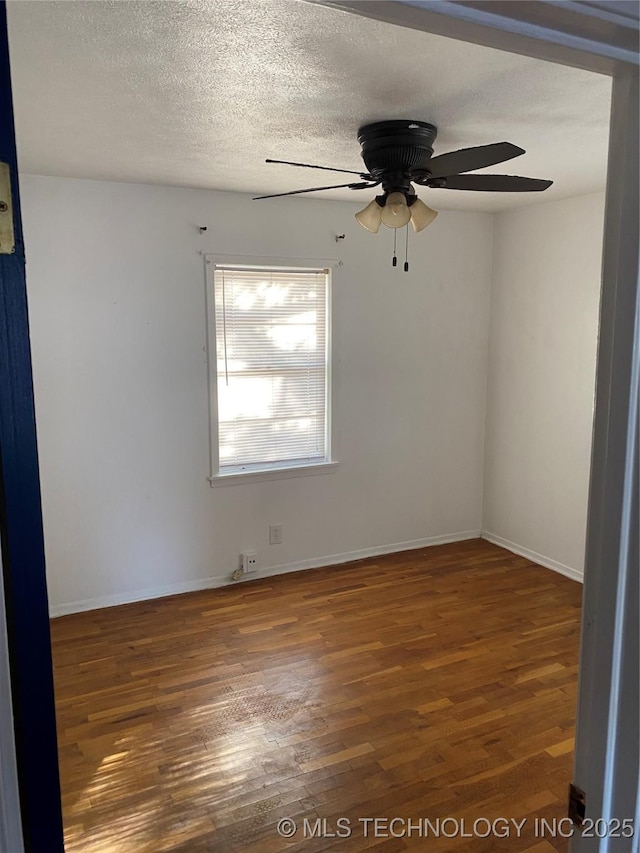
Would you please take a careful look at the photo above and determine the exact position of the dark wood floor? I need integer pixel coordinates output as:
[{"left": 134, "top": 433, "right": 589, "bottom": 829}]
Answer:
[{"left": 51, "top": 539, "right": 582, "bottom": 853}]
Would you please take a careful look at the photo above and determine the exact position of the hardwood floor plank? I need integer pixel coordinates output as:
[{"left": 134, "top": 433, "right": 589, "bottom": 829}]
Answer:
[{"left": 51, "top": 539, "right": 582, "bottom": 852}]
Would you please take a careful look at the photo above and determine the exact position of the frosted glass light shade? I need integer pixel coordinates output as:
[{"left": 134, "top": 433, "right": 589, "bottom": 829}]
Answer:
[
  {"left": 355, "top": 199, "right": 383, "bottom": 233},
  {"left": 380, "top": 192, "right": 411, "bottom": 229},
  {"left": 409, "top": 198, "right": 438, "bottom": 232}
]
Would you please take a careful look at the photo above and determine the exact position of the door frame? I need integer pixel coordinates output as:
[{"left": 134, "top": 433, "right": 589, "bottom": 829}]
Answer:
[
  {"left": 0, "top": 2, "right": 65, "bottom": 851},
  {"left": 1, "top": 1, "right": 638, "bottom": 850}
]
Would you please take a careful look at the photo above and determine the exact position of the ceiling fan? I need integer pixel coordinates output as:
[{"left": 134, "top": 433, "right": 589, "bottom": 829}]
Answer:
[{"left": 254, "top": 120, "right": 552, "bottom": 268}]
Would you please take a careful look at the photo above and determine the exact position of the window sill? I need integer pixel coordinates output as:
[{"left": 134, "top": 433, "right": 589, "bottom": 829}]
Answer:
[{"left": 208, "top": 461, "right": 340, "bottom": 487}]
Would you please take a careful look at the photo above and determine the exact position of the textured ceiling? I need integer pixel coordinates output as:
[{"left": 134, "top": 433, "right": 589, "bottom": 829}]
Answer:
[{"left": 7, "top": 0, "right": 612, "bottom": 212}]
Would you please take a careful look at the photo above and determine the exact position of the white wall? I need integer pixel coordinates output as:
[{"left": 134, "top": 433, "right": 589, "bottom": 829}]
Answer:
[
  {"left": 483, "top": 192, "right": 605, "bottom": 580},
  {"left": 20, "top": 175, "right": 493, "bottom": 614}
]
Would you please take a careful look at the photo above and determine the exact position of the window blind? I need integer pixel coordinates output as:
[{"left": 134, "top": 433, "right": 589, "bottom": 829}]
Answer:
[{"left": 213, "top": 265, "right": 329, "bottom": 473}]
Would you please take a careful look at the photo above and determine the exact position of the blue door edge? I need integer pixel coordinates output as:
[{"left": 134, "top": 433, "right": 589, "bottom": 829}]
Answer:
[{"left": 0, "top": 2, "right": 65, "bottom": 850}]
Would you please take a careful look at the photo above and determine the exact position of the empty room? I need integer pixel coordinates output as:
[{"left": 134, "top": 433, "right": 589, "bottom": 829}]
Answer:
[{"left": 2, "top": 1, "right": 637, "bottom": 852}]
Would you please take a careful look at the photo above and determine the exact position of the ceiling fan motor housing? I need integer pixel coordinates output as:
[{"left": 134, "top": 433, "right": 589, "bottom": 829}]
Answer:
[{"left": 357, "top": 120, "right": 438, "bottom": 192}]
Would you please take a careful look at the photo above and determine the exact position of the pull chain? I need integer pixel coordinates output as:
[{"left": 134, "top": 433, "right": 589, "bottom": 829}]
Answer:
[
  {"left": 404, "top": 224, "right": 409, "bottom": 272},
  {"left": 392, "top": 229, "right": 397, "bottom": 267}
]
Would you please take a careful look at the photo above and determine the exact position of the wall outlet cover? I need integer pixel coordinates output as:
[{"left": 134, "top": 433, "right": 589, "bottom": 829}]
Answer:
[
  {"left": 241, "top": 551, "right": 258, "bottom": 573},
  {"left": 269, "top": 525, "right": 283, "bottom": 545}
]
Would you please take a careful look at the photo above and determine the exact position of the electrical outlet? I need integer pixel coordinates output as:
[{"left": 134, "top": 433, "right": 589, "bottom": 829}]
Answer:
[
  {"left": 241, "top": 551, "right": 258, "bottom": 574},
  {"left": 269, "top": 524, "right": 283, "bottom": 545}
]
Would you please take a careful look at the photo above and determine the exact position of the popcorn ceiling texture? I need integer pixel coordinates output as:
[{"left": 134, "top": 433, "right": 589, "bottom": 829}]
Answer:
[{"left": 7, "top": 0, "right": 610, "bottom": 211}]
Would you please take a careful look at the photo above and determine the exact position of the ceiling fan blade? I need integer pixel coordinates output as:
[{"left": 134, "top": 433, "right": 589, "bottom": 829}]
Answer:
[
  {"left": 434, "top": 174, "right": 552, "bottom": 192},
  {"left": 266, "top": 158, "right": 369, "bottom": 177},
  {"left": 253, "top": 181, "right": 377, "bottom": 200},
  {"left": 425, "top": 142, "right": 525, "bottom": 179}
]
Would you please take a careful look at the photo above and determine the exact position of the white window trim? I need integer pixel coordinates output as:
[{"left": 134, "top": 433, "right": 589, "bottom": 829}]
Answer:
[
  {"left": 207, "top": 460, "right": 340, "bottom": 487},
  {"left": 204, "top": 253, "right": 340, "bottom": 486}
]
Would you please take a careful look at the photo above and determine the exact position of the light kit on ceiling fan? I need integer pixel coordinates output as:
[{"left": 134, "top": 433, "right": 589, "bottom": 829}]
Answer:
[
  {"left": 408, "top": 197, "right": 438, "bottom": 232},
  {"left": 380, "top": 192, "right": 412, "bottom": 228},
  {"left": 256, "top": 120, "right": 552, "bottom": 272},
  {"left": 354, "top": 197, "right": 383, "bottom": 233},
  {"left": 355, "top": 193, "right": 438, "bottom": 233}
]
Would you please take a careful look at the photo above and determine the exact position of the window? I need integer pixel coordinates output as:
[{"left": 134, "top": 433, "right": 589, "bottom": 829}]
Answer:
[{"left": 206, "top": 258, "right": 335, "bottom": 483}]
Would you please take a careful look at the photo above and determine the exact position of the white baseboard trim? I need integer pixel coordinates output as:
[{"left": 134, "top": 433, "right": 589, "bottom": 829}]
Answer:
[
  {"left": 49, "top": 576, "right": 224, "bottom": 618},
  {"left": 49, "top": 529, "right": 481, "bottom": 617},
  {"left": 481, "top": 531, "right": 584, "bottom": 583}
]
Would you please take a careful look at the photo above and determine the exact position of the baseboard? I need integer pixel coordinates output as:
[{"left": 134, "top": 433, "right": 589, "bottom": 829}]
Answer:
[
  {"left": 481, "top": 531, "right": 584, "bottom": 583},
  {"left": 48, "top": 529, "right": 481, "bottom": 617},
  {"left": 48, "top": 576, "right": 225, "bottom": 618}
]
